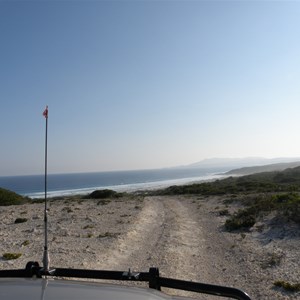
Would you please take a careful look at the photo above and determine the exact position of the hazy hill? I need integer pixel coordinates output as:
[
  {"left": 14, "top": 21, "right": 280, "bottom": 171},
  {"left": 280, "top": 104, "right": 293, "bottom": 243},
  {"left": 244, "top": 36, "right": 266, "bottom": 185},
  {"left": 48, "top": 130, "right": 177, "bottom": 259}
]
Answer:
[
  {"left": 226, "top": 161, "right": 300, "bottom": 176},
  {"left": 183, "top": 157, "right": 300, "bottom": 170}
]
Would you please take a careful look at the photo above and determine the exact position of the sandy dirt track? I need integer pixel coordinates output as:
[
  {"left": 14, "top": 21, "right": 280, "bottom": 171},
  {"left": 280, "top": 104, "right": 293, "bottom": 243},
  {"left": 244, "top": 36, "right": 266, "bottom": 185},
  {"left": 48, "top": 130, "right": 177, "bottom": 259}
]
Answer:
[{"left": 0, "top": 195, "right": 299, "bottom": 299}]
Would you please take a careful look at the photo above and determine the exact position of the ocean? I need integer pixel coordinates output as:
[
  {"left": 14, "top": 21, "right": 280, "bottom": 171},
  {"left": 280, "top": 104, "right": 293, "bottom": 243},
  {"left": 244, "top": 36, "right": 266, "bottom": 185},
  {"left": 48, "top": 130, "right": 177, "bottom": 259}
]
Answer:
[{"left": 0, "top": 167, "right": 228, "bottom": 198}]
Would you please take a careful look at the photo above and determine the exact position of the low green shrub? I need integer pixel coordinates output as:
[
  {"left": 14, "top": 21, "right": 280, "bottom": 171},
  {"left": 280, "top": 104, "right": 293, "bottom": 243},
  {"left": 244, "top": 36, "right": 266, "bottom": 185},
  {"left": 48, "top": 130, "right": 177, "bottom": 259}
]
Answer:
[
  {"left": 14, "top": 217, "right": 28, "bottom": 224},
  {"left": 87, "top": 189, "right": 123, "bottom": 199},
  {"left": 274, "top": 280, "right": 300, "bottom": 292},
  {"left": 83, "top": 224, "right": 94, "bottom": 229},
  {"left": 21, "top": 240, "right": 30, "bottom": 246},
  {"left": 276, "top": 193, "right": 300, "bottom": 223},
  {"left": 3, "top": 253, "right": 22, "bottom": 260},
  {"left": 62, "top": 207, "right": 73, "bottom": 213},
  {"left": 0, "top": 188, "right": 27, "bottom": 206},
  {"left": 261, "top": 252, "right": 283, "bottom": 269},
  {"left": 240, "top": 233, "right": 246, "bottom": 239},
  {"left": 218, "top": 209, "right": 230, "bottom": 216},
  {"left": 225, "top": 210, "right": 256, "bottom": 231},
  {"left": 98, "top": 232, "right": 118, "bottom": 238},
  {"left": 97, "top": 199, "right": 111, "bottom": 205}
]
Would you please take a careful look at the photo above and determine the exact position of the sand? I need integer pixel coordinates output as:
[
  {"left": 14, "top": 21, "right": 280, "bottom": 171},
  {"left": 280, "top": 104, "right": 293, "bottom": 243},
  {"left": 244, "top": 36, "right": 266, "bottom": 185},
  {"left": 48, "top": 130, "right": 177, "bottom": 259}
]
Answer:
[{"left": 0, "top": 194, "right": 299, "bottom": 299}]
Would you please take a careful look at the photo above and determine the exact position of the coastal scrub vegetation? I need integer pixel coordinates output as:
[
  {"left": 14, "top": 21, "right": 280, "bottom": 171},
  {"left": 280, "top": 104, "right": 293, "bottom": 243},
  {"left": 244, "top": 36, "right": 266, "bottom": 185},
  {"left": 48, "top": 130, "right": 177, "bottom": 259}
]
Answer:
[
  {"left": 155, "top": 167, "right": 300, "bottom": 229},
  {"left": 0, "top": 188, "right": 28, "bottom": 206},
  {"left": 225, "top": 193, "right": 300, "bottom": 231},
  {"left": 156, "top": 167, "right": 300, "bottom": 196}
]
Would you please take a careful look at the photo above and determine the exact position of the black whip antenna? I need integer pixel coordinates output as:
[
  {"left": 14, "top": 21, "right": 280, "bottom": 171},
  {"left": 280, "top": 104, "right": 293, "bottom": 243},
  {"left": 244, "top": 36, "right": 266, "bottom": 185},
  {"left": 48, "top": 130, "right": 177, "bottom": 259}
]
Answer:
[{"left": 42, "top": 106, "right": 50, "bottom": 273}]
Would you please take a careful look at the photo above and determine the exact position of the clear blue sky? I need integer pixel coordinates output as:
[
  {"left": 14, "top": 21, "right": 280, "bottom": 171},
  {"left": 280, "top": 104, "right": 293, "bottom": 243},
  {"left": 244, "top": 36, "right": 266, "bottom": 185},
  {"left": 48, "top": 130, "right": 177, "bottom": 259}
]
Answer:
[{"left": 1, "top": 0, "right": 300, "bottom": 176}]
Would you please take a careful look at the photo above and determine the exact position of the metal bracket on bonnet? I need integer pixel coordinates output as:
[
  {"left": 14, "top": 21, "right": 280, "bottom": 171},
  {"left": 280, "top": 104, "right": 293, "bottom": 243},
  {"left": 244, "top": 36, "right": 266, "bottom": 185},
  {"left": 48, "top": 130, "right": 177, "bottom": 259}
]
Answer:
[{"left": 122, "top": 268, "right": 140, "bottom": 280}]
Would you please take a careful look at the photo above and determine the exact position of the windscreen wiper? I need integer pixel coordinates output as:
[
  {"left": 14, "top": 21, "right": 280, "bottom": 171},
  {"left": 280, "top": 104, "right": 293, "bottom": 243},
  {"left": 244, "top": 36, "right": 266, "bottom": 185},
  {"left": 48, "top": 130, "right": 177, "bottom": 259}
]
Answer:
[{"left": 0, "top": 262, "right": 251, "bottom": 300}]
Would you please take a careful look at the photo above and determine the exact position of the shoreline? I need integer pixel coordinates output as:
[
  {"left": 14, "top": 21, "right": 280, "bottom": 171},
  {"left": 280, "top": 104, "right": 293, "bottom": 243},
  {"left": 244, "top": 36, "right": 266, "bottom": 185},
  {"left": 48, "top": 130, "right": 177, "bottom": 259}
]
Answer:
[
  {"left": 24, "top": 174, "right": 227, "bottom": 199},
  {"left": 0, "top": 168, "right": 228, "bottom": 199}
]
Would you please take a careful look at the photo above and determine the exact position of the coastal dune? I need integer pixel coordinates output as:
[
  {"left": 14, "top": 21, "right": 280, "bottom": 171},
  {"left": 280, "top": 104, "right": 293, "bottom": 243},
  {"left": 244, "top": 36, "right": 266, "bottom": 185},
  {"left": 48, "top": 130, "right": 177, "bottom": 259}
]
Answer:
[{"left": 0, "top": 195, "right": 299, "bottom": 299}]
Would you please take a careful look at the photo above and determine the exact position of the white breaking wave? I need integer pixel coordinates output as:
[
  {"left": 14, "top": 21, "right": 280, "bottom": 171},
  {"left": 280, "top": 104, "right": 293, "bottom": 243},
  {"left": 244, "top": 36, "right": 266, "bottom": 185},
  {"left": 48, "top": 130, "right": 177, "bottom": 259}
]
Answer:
[{"left": 26, "top": 174, "right": 226, "bottom": 199}]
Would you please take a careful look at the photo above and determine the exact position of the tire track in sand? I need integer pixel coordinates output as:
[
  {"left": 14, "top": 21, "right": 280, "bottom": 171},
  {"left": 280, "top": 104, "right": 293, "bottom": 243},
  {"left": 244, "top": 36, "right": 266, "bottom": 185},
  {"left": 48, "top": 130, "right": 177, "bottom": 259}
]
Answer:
[
  {"left": 160, "top": 197, "right": 205, "bottom": 279},
  {"left": 97, "top": 196, "right": 213, "bottom": 299},
  {"left": 100, "top": 197, "right": 206, "bottom": 277},
  {"left": 158, "top": 197, "right": 215, "bottom": 299},
  {"left": 99, "top": 197, "right": 166, "bottom": 270}
]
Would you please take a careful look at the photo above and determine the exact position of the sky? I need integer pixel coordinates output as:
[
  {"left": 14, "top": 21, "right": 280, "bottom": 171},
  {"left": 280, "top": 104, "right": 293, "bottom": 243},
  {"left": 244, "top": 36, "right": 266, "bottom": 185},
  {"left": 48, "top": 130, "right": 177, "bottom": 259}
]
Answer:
[{"left": 1, "top": 0, "right": 300, "bottom": 176}]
